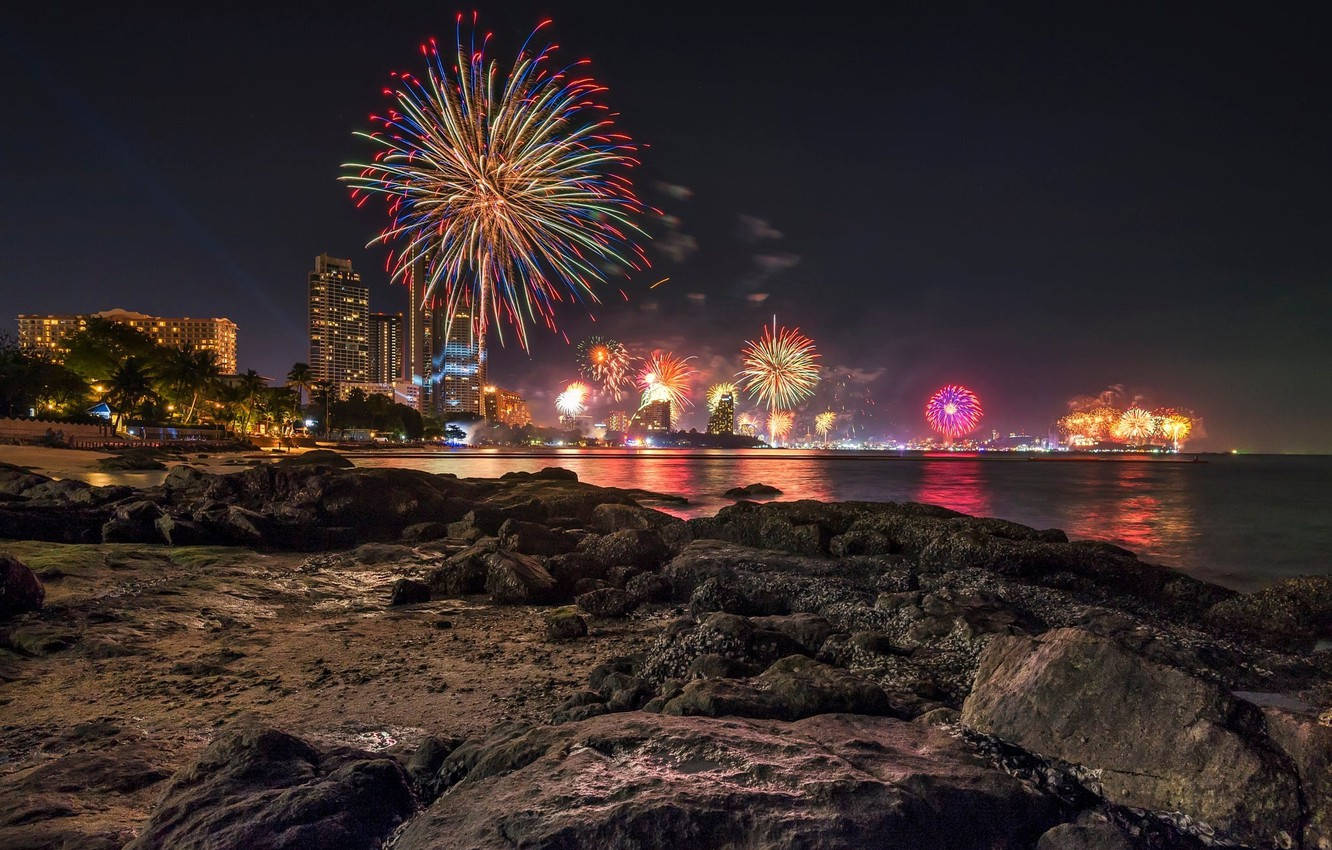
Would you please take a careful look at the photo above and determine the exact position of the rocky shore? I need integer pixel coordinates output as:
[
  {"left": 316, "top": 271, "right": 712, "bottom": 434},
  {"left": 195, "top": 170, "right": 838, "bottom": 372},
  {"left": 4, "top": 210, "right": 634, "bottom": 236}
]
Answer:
[{"left": 0, "top": 457, "right": 1329, "bottom": 849}]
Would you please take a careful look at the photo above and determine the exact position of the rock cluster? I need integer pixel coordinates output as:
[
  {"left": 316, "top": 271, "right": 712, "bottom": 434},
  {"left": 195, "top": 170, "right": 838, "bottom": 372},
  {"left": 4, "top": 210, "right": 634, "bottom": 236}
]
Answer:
[{"left": 3, "top": 462, "right": 1329, "bottom": 848}]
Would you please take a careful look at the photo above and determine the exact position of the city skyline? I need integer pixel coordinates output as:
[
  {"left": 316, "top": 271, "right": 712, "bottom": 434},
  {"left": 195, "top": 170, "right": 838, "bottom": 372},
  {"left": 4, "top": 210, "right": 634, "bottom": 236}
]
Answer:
[{"left": 4, "top": 4, "right": 1329, "bottom": 450}]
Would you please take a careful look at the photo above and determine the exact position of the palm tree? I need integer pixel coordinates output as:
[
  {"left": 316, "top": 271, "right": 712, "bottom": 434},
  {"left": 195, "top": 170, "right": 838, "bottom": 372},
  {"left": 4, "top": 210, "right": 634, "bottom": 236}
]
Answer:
[
  {"left": 155, "top": 346, "right": 220, "bottom": 424},
  {"left": 286, "top": 362, "right": 314, "bottom": 407},
  {"left": 106, "top": 357, "right": 157, "bottom": 432},
  {"left": 234, "top": 369, "right": 268, "bottom": 435},
  {"left": 311, "top": 379, "right": 336, "bottom": 436}
]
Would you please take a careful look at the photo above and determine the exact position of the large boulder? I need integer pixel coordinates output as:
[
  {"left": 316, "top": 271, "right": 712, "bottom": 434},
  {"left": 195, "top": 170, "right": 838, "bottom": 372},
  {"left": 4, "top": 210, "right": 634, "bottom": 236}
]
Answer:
[
  {"left": 962, "top": 628, "right": 1303, "bottom": 848},
  {"left": 662, "top": 655, "right": 895, "bottom": 720},
  {"left": 497, "top": 518, "right": 578, "bottom": 556},
  {"left": 0, "top": 555, "right": 43, "bottom": 619},
  {"left": 484, "top": 550, "right": 557, "bottom": 604},
  {"left": 1204, "top": 575, "right": 1332, "bottom": 646},
  {"left": 575, "top": 587, "right": 638, "bottom": 618},
  {"left": 394, "top": 712, "right": 1062, "bottom": 849},
  {"left": 1262, "top": 703, "right": 1332, "bottom": 850},
  {"left": 581, "top": 528, "right": 670, "bottom": 570},
  {"left": 123, "top": 725, "right": 414, "bottom": 850},
  {"left": 100, "top": 499, "right": 164, "bottom": 543}
]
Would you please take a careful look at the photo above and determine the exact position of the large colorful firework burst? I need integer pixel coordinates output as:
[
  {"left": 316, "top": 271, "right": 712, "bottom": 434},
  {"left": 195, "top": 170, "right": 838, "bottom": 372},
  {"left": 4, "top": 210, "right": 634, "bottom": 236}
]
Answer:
[
  {"left": 638, "top": 352, "right": 695, "bottom": 415},
  {"left": 1114, "top": 407, "right": 1156, "bottom": 443},
  {"left": 343, "top": 15, "right": 650, "bottom": 349},
  {"left": 738, "top": 317, "right": 820, "bottom": 413},
  {"left": 924, "top": 384, "right": 983, "bottom": 440},
  {"left": 576, "top": 336, "right": 630, "bottom": 400}
]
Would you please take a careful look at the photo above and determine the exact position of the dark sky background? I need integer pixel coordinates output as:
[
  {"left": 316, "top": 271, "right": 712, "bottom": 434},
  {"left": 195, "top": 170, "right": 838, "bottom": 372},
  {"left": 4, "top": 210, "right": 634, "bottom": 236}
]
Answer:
[{"left": 3, "top": 2, "right": 1329, "bottom": 450}]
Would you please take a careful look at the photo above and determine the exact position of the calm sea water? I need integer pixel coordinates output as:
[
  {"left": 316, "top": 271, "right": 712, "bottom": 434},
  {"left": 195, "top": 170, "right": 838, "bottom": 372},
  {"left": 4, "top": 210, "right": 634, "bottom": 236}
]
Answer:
[{"left": 345, "top": 450, "right": 1331, "bottom": 591}]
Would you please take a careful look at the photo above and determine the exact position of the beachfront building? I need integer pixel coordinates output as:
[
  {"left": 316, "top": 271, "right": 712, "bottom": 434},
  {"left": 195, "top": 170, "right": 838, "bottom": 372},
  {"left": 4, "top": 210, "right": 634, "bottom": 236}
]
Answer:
[
  {"left": 633, "top": 400, "right": 672, "bottom": 433},
  {"left": 308, "top": 254, "right": 369, "bottom": 386},
  {"left": 17, "top": 309, "right": 238, "bottom": 373},
  {"left": 483, "top": 386, "right": 531, "bottom": 427},
  {"left": 707, "top": 390, "right": 736, "bottom": 435}
]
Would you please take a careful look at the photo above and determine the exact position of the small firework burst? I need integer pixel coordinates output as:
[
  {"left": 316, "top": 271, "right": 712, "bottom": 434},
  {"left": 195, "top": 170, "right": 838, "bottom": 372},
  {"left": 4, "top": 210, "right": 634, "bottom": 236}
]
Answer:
[
  {"left": 924, "top": 385, "right": 983, "bottom": 440},
  {"left": 738, "top": 317, "right": 820, "bottom": 413}
]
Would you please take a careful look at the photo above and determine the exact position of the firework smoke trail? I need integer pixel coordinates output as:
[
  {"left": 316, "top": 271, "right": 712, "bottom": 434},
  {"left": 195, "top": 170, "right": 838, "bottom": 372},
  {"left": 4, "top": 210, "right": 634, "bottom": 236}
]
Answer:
[
  {"left": 555, "top": 381, "right": 589, "bottom": 418},
  {"left": 738, "top": 316, "right": 820, "bottom": 413},
  {"left": 924, "top": 384, "right": 983, "bottom": 440},
  {"left": 576, "top": 336, "right": 630, "bottom": 400},
  {"left": 343, "top": 15, "right": 650, "bottom": 350}
]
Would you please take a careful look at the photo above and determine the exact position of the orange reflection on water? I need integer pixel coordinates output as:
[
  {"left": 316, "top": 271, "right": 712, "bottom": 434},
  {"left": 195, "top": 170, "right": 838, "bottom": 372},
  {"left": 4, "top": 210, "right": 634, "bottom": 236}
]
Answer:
[
  {"left": 914, "top": 459, "right": 991, "bottom": 517},
  {"left": 1057, "top": 462, "right": 1196, "bottom": 561}
]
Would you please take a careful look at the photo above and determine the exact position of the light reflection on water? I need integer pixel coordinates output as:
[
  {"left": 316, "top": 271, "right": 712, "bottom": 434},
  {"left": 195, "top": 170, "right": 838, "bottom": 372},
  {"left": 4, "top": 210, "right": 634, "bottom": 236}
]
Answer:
[{"left": 87, "top": 449, "right": 1330, "bottom": 590}]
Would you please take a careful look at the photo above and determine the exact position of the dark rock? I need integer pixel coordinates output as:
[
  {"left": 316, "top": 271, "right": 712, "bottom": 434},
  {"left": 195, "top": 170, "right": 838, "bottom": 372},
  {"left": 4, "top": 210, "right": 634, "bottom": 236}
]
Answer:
[
  {"left": 685, "top": 652, "right": 759, "bottom": 679},
  {"left": 605, "top": 564, "right": 642, "bottom": 588},
  {"left": 638, "top": 612, "right": 811, "bottom": 684},
  {"left": 1261, "top": 703, "right": 1332, "bottom": 849},
  {"left": 407, "top": 735, "right": 463, "bottom": 802},
  {"left": 962, "top": 628, "right": 1302, "bottom": 848},
  {"left": 400, "top": 521, "right": 452, "bottom": 543},
  {"left": 393, "top": 712, "right": 1062, "bottom": 850},
  {"left": 544, "top": 607, "right": 588, "bottom": 641},
  {"left": 625, "top": 571, "right": 672, "bottom": 602},
  {"left": 576, "top": 587, "right": 638, "bottom": 618},
  {"left": 723, "top": 482, "right": 783, "bottom": 498},
  {"left": 689, "top": 573, "right": 787, "bottom": 617},
  {"left": 581, "top": 528, "right": 670, "bottom": 570},
  {"left": 101, "top": 499, "right": 164, "bottom": 543},
  {"left": 0, "top": 555, "right": 43, "bottom": 619},
  {"left": 452, "top": 507, "right": 508, "bottom": 537},
  {"left": 749, "top": 613, "right": 835, "bottom": 654},
  {"left": 502, "top": 466, "right": 578, "bottom": 482},
  {"left": 389, "top": 578, "right": 432, "bottom": 606},
  {"left": 427, "top": 539, "right": 497, "bottom": 597},
  {"left": 1204, "top": 575, "right": 1332, "bottom": 646},
  {"left": 1036, "top": 819, "right": 1134, "bottom": 850},
  {"left": 276, "top": 449, "right": 354, "bottom": 468},
  {"left": 97, "top": 451, "right": 166, "bottom": 471},
  {"left": 544, "top": 551, "right": 607, "bottom": 594},
  {"left": 588, "top": 502, "right": 680, "bottom": 533},
  {"left": 484, "top": 550, "right": 557, "bottom": 604},
  {"left": 498, "top": 518, "right": 577, "bottom": 556},
  {"left": 664, "top": 655, "right": 894, "bottom": 720},
  {"left": 123, "top": 724, "right": 414, "bottom": 850},
  {"left": 345, "top": 542, "right": 417, "bottom": 565}
]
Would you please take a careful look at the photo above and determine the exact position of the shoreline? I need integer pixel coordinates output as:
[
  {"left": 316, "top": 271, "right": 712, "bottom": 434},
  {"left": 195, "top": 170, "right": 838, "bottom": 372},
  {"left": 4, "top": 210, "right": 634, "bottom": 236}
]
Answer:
[{"left": 0, "top": 457, "right": 1328, "bottom": 847}]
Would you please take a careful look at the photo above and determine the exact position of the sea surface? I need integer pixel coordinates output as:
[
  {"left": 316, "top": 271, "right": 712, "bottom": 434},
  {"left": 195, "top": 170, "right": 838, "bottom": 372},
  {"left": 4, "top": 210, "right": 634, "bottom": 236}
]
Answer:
[{"left": 343, "top": 450, "right": 1332, "bottom": 591}]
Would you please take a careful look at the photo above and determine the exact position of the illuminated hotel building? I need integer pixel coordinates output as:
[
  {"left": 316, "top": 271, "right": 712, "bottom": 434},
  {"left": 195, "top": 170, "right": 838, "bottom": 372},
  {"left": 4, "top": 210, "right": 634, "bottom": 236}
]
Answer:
[
  {"left": 633, "top": 400, "right": 672, "bottom": 433},
  {"left": 431, "top": 309, "right": 486, "bottom": 417},
  {"left": 483, "top": 386, "right": 531, "bottom": 427},
  {"left": 308, "top": 254, "right": 369, "bottom": 385},
  {"left": 17, "top": 309, "right": 237, "bottom": 373},
  {"left": 368, "top": 312, "right": 402, "bottom": 385},
  {"left": 707, "top": 391, "right": 735, "bottom": 435}
]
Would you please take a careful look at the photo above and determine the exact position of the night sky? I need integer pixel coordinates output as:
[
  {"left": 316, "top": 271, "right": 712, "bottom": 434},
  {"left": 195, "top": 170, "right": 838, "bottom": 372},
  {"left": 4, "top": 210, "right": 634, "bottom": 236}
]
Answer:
[{"left": 4, "top": 3, "right": 1329, "bottom": 450}]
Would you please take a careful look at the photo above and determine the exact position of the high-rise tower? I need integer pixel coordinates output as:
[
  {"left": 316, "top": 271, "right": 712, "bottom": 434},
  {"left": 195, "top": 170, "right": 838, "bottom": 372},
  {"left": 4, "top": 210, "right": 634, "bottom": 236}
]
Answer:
[
  {"left": 367, "top": 313, "right": 402, "bottom": 384},
  {"left": 430, "top": 310, "right": 486, "bottom": 417},
  {"left": 307, "top": 254, "right": 369, "bottom": 385},
  {"left": 707, "top": 391, "right": 736, "bottom": 435}
]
